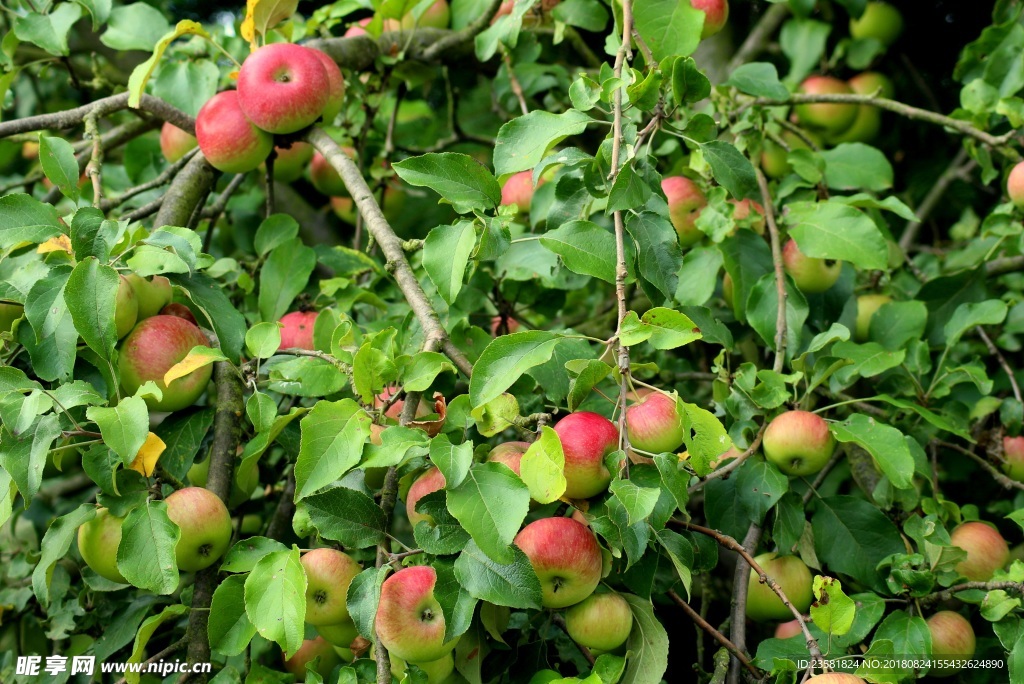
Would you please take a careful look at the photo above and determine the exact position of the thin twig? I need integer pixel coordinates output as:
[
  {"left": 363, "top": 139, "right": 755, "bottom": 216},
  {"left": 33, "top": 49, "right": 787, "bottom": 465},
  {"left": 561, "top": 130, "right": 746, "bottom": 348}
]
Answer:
[
  {"left": 727, "top": 3, "right": 789, "bottom": 72},
  {"left": 757, "top": 169, "right": 787, "bottom": 371},
  {"left": 728, "top": 524, "right": 761, "bottom": 684},
  {"left": 688, "top": 422, "right": 767, "bottom": 494},
  {"left": 920, "top": 581, "right": 1024, "bottom": 605},
  {"left": 113, "top": 639, "right": 187, "bottom": 684},
  {"left": 668, "top": 590, "right": 761, "bottom": 679},
  {"left": 421, "top": 0, "right": 504, "bottom": 60},
  {"left": 899, "top": 148, "right": 975, "bottom": 251},
  {"left": 976, "top": 326, "right": 1022, "bottom": 404},
  {"left": 501, "top": 48, "right": 530, "bottom": 116},
  {"left": 100, "top": 148, "right": 200, "bottom": 211},
  {"left": 936, "top": 439, "right": 1024, "bottom": 492}
]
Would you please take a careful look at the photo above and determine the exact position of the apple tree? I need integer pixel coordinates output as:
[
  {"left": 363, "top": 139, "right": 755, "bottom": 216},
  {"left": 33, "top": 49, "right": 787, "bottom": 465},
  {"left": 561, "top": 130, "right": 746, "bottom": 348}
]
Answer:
[{"left": 2, "top": 0, "right": 1024, "bottom": 683}]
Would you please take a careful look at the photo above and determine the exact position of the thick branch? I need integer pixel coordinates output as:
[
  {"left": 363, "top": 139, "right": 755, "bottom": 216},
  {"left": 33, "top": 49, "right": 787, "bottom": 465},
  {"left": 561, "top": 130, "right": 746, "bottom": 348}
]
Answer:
[
  {"left": 154, "top": 153, "right": 217, "bottom": 230},
  {"left": 422, "top": 0, "right": 503, "bottom": 60},
  {"left": 668, "top": 590, "right": 761, "bottom": 679},
  {"left": 307, "top": 127, "right": 473, "bottom": 378},
  {"left": 987, "top": 255, "right": 1024, "bottom": 276},
  {"left": 0, "top": 93, "right": 194, "bottom": 138}
]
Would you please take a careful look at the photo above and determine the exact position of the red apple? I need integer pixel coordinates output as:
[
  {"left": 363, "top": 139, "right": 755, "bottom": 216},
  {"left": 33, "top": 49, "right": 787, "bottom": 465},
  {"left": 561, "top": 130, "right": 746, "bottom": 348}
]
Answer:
[
  {"left": 160, "top": 303, "right": 198, "bottom": 327},
  {"left": 745, "top": 552, "right": 813, "bottom": 622},
  {"left": 77, "top": 508, "right": 127, "bottom": 583},
  {"left": 376, "top": 386, "right": 430, "bottom": 422},
  {"left": 164, "top": 486, "right": 232, "bottom": 572},
  {"left": 662, "top": 176, "right": 707, "bottom": 248},
  {"left": 115, "top": 275, "right": 139, "bottom": 340},
  {"left": 118, "top": 315, "right": 212, "bottom": 411},
  {"left": 849, "top": 2, "right": 903, "bottom": 47},
  {"left": 625, "top": 389, "right": 685, "bottom": 455},
  {"left": 514, "top": 517, "right": 603, "bottom": 608},
  {"left": 795, "top": 76, "right": 858, "bottom": 137},
  {"left": 405, "top": 467, "right": 446, "bottom": 527},
  {"left": 553, "top": 411, "right": 618, "bottom": 499},
  {"left": 763, "top": 410, "right": 836, "bottom": 477},
  {"left": 195, "top": 90, "right": 273, "bottom": 174},
  {"left": 237, "top": 43, "right": 330, "bottom": 134},
  {"left": 783, "top": 239, "right": 842, "bottom": 294},
  {"left": 926, "top": 610, "right": 975, "bottom": 676},
  {"left": 279, "top": 310, "right": 318, "bottom": 350},
  {"left": 500, "top": 170, "right": 539, "bottom": 213},
  {"left": 375, "top": 565, "right": 456, "bottom": 664},
  {"left": 1003, "top": 436, "right": 1024, "bottom": 482},
  {"left": 490, "top": 314, "right": 521, "bottom": 336},
  {"left": 344, "top": 17, "right": 372, "bottom": 37},
  {"left": 1008, "top": 161, "right": 1024, "bottom": 208},
  {"left": 282, "top": 637, "right": 342, "bottom": 681},
  {"left": 487, "top": 441, "right": 530, "bottom": 477},
  {"left": 311, "top": 150, "right": 350, "bottom": 196},
  {"left": 270, "top": 142, "right": 314, "bottom": 183},
  {"left": 307, "top": 48, "right": 345, "bottom": 123},
  {"left": 950, "top": 521, "right": 1009, "bottom": 581},
  {"left": 774, "top": 619, "right": 803, "bottom": 639},
  {"left": 302, "top": 548, "right": 362, "bottom": 625},
  {"left": 565, "top": 591, "right": 633, "bottom": 651},
  {"left": 331, "top": 196, "right": 357, "bottom": 224},
  {"left": 159, "top": 122, "right": 197, "bottom": 163},
  {"left": 692, "top": 0, "right": 729, "bottom": 39}
]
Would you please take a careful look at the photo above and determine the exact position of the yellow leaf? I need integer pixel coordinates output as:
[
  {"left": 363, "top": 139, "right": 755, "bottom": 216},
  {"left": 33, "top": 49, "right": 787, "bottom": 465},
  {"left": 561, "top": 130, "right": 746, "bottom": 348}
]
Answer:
[
  {"left": 37, "top": 234, "right": 73, "bottom": 255},
  {"left": 163, "top": 346, "right": 228, "bottom": 386},
  {"left": 127, "top": 20, "right": 210, "bottom": 109},
  {"left": 241, "top": 0, "right": 299, "bottom": 50},
  {"left": 129, "top": 432, "right": 166, "bottom": 477}
]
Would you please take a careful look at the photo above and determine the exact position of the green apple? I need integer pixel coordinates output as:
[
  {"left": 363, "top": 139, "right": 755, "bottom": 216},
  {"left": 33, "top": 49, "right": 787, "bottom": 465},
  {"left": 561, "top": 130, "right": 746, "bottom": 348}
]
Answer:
[
  {"left": 514, "top": 517, "right": 602, "bottom": 608},
  {"left": 926, "top": 610, "right": 975, "bottom": 677},
  {"left": 529, "top": 671, "right": 564, "bottom": 684},
  {"left": 302, "top": 548, "right": 362, "bottom": 625},
  {"left": 565, "top": 591, "right": 633, "bottom": 651},
  {"left": 1003, "top": 436, "right": 1024, "bottom": 482},
  {"left": 390, "top": 652, "right": 455, "bottom": 683},
  {"left": 0, "top": 302, "right": 24, "bottom": 334},
  {"left": 317, "top": 619, "right": 359, "bottom": 648},
  {"left": 77, "top": 508, "right": 127, "bottom": 583},
  {"left": 763, "top": 410, "right": 836, "bottom": 477},
  {"left": 950, "top": 521, "right": 1009, "bottom": 581},
  {"left": 114, "top": 275, "right": 139, "bottom": 340},
  {"left": 855, "top": 294, "right": 892, "bottom": 341},
  {"left": 164, "top": 486, "right": 232, "bottom": 572},
  {"left": 795, "top": 76, "right": 858, "bottom": 137},
  {"left": 125, "top": 274, "right": 173, "bottom": 320},
  {"left": 830, "top": 72, "right": 894, "bottom": 144},
  {"left": 783, "top": 239, "right": 841, "bottom": 294},
  {"left": 849, "top": 2, "right": 903, "bottom": 47},
  {"left": 745, "top": 552, "right": 813, "bottom": 622},
  {"left": 375, "top": 565, "right": 457, "bottom": 664}
]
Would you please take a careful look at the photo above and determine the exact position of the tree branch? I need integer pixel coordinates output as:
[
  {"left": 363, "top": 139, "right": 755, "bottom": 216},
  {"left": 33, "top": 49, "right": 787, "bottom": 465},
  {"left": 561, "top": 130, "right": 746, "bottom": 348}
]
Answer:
[
  {"left": 154, "top": 152, "right": 218, "bottom": 230},
  {"left": 0, "top": 93, "right": 195, "bottom": 139},
  {"left": 727, "top": 3, "right": 789, "bottom": 72},
  {"left": 757, "top": 169, "right": 787, "bottom": 371},
  {"left": 668, "top": 590, "right": 761, "bottom": 679},
  {"left": 920, "top": 581, "right": 1024, "bottom": 605},
  {"left": 688, "top": 422, "right": 767, "bottom": 494},
  {"left": 421, "top": 0, "right": 504, "bottom": 60},
  {"left": 728, "top": 524, "right": 761, "bottom": 684},
  {"left": 100, "top": 148, "right": 200, "bottom": 211},
  {"left": 935, "top": 439, "right": 1024, "bottom": 492},
  {"left": 899, "top": 147, "right": 975, "bottom": 252}
]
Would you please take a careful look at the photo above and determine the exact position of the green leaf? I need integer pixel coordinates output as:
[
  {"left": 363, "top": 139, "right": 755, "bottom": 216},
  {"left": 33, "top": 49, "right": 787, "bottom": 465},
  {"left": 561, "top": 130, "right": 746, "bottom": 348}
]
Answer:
[
  {"left": 566, "top": 359, "right": 612, "bottom": 412},
  {"left": 347, "top": 566, "right": 388, "bottom": 640},
  {"left": 123, "top": 604, "right": 188, "bottom": 684},
  {"left": 724, "top": 62, "right": 789, "bottom": 100},
  {"left": 519, "top": 426, "right": 566, "bottom": 504},
  {"left": 168, "top": 272, "right": 246, "bottom": 363},
  {"left": 551, "top": 0, "right": 609, "bottom": 32},
  {"left": 746, "top": 272, "right": 809, "bottom": 355},
  {"left": 14, "top": 3, "right": 82, "bottom": 56},
  {"left": 493, "top": 110, "right": 591, "bottom": 176},
  {"left": 786, "top": 200, "right": 888, "bottom": 270},
  {"left": 446, "top": 462, "right": 530, "bottom": 563},
  {"left": 626, "top": 212, "right": 682, "bottom": 304},
  {"left": 295, "top": 400, "right": 372, "bottom": 500},
  {"left": 305, "top": 486, "right": 387, "bottom": 549},
  {"left": 540, "top": 220, "right": 617, "bottom": 283},
  {"left": 870, "top": 611, "right": 931, "bottom": 680},
  {"left": 701, "top": 141, "right": 759, "bottom": 202},
  {"left": 245, "top": 322, "right": 282, "bottom": 360},
  {"left": 830, "top": 414, "right": 913, "bottom": 489},
  {"left": 469, "top": 331, "right": 562, "bottom": 408},
  {"left": 621, "top": 594, "right": 669, "bottom": 684},
  {"left": 633, "top": 0, "right": 703, "bottom": 62},
  {"left": 736, "top": 458, "right": 789, "bottom": 523},
  {"left": 607, "top": 163, "right": 654, "bottom": 213},
  {"left": 32, "top": 504, "right": 96, "bottom": 607},
  {"left": 258, "top": 238, "right": 316, "bottom": 324},
  {"left": 812, "top": 495, "right": 905, "bottom": 593},
  {"left": 780, "top": 18, "right": 831, "bottom": 83},
  {"left": 70, "top": 209, "right": 123, "bottom": 261},
  {"left": 220, "top": 536, "right": 288, "bottom": 573},
  {"left": 820, "top": 143, "right": 894, "bottom": 191},
  {"left": 656, "top": 529, "right": 694, "bottom": 599},
  {"left": 245, "top": 547, "right": 306, "bottom": 657},
  {"left": 117, "top": 500, "right": 180, "bottom": 594},
  {"left": 423, "top": 221, "right": 477, "bottom": 304},
  {"left": 209, "top": 575, "right": 257, "bottom": 656},
  {"left": 430, "top": 434, "right": 474, "bottom": 489},
  {"left": 679, "top": 400, "right": 731, "bottom": 477},
  {"left": 86, "top": 396, "right": 149, "bottom": 467},
  {"left": 654, "top": 452, "right": 689, "bottom": 513},
  {"left": 65, "top": 258, "right": 120, "bottom": 360},
  {"left": 670, "top": 56, "right": 711, "bottom": 105},
  {"left": 619, "top": 308, "right": 702, "bottom": 350},
  {"left": 151, "top": 59, "right": 218, "bottom": 118},
  {"left": 0, "top": 194, "right": 63, "bottom": 251},
  {"left": 810, "top": 576, "right": 856, "bottom": 637},
  {"left": 153, "top": 408, "right": 215, "bottom": 481},
  {"left": 944, "top": 300, "right": 1007, "bottom": 346},
  {"left": 393, "top": 153, "right": 501, "bottom": 213},
  {"left": 453, "top": 539, "right": 543, "bottom": 610},
  {"left": 39, "top": 135, "right": 81, "bottom": 202},
  {"left": 101, "top": 2, "right": 172, "bottom": 51},
  {"left": 402, "top": 351, "right": 456, "bottom": 392},
  {"left": 254, "top": 214, "right": 300, "bottom": 257}
]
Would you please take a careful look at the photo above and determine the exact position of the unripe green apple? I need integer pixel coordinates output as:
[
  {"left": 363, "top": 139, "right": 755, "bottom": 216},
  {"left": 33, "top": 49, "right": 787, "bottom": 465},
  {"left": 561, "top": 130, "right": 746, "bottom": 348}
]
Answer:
[
  {"left": 783, "top": 239, "right": 841, "bottom": 294},
  {"left": 318, "top": 619, "right": 359, "bottom": 649},
  {"left": 855, "top": 294, "right": 892, "bottom": 341},
  {"left": 553, "top": 411, "right": 618, "bottom": 499},
  {"left": 391, "top": 652, "right": 454, "bottom": 683},
  {"left": 159, "top": 122, "right": 197, "bottom": 163},
  {"left": 722, "top": 272, "right": 735, "bottom": 309},
  {"left": 529, "top": 671, "right": 563, "bottom": 684},
  {"left": 282, "top": 637, "right": 342, "bottom": 681},
  {"left": 77, "top": 508, "right": 127, "bottom": 583},
  {"left": 514, "top": 516, "right": 603, "bottom": 608},
  {"left": 926, "top": 610, "right": 975, "bottom": 677},
  {"left": 118, "top": 315, "right": 212, "bottom": 412},
  {"left": 0, "top": 302, "right": 24, "bottom": 334},
  {"left": 375, "top": 565, "right": 457, "bottom": 664},
  {"left": 746, "top": 552, "right": 813, "bottom": 622},
  {"left": 950, "top": 521, "right": 1009, "bottom": 581},
  {"left": 795, "top": 76, "right": 858, "bottom": 137},
  {"left": 830, "top": 72, "right": 894, "bottom": 144},
  {"left": 406, "top": 467, "right": 446, "bottom": 527},
  {"left": 1003, "top": 436, "right": 1024, "bottom": 482},
  {"left": 237, "top": 44, "right": 330, "bottom": 134},
  {"left": 565, "top": 591, "right": 633, "bottom": 651},
  {"left": 763, "top": 410, "right": 835, "bottom": 477},
  {"left": 383, "top": 0, "right": 451, "bottom": 30},
  {"left": 760, "top": 131, "right": 819, "bottom": 179},
  {"left": 625, "top": 389, "right": 685, "bottom": 455},
  {"left": 164, "top": 486, "right": 232, "bottom": 572},
  {"left": 662, "top": 176, "right": 708, "bottom": 248},
  {"left": 269, "top": 142, "right": 314, "bottom": 183},
  {"left": 195, "top": 90, "right": 273, "bottom": 174},
  {"left": 692, "top": 0, "right": 728, "bottom": 39},
  {"left": 125, "top": 274, "right": 173, "bottom": 320},
  {"left": 487, "top": 441, "right": 530, "bottom": 476},
  {"left": 849, "top": 2, "right": 903, "bottom": 47},
  {"left": 279, "top": 310, "right": 318, "bottom": 350},
  {"left": 115, "top": 275, "right": 139, "bottom": 340},
  {"left": 1007, "top": 161, "right": 1024, "bottom": 208},
  {"left": 302, "top": 548, "right": 362, "bottom": 625}
]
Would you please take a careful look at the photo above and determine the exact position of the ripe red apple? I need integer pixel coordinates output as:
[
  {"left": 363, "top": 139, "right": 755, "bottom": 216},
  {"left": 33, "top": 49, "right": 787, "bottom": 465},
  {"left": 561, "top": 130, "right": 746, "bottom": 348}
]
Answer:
[
  {"left": 565, "top": 591, "right": 633, "bottom": 651},
  {"left": 375, "top": 386, "right": 431, "bottom": 422},
  {"left": 625, "top": 390, "right": 685, "bottom": 455},
  {"left": 195, "top": 90, "right": 273, "bottom": 174},
  {"left": 375, "top": 565, "right": 456, "bottom": 664},
  {"left": 384, "top": 0, "right": 451, "bottom": 30},
  {"left": 950, "top": 521, "right": 1009, "bottom": 581},
  {"left": 746, "top": 552, "right": 813, "bottom": 622},
  {"left": 331, "top": 196, "right": 357, "bottom": 224},
  {"left": 692, "top": 0, "right": 729, "bottom": 39},
  {"left": 164, "top": 486, "right": 232, "bottom": 572},
  {"left": 795, "top": 76, "right": 858, "bottom": 137},
  {"left": 926, "top": 610, "right": 975, "bottom": 676},
  {"left": 160, "top": 303, "right": 198, "bottom": 327},
  {"left": 831, "top": 72, "right": 894, "bottom": 144},
  {"left": 0, "top": 302, "right": 23, "bottom": 334},
  {"left": 77, "top": 508, "right": 127, "bottom": 583},
  {"left": 774, "top": 619, "right": 803, "bottom": 639},
  {"left": 125, "top": 274, "right": 172, "bottom": 320},
  {"left": 854, "top": 293, "right": 891, "bottom": 341},
  {"left": 487, "top": 441, "right": 530, "bottom": 477},
  {"left": 302, "top": 548, "right": 362, "bottom": 625},
  {"left": 310, "top": 150, "right": 349, "bottom": 196},
  {"left": 807, "top": 676, "right": 867, "bottom": 684},
  {"left": 783, "top": 239, "right": 841, "bottom": 294},
  {"left": 282, "top": 637, "right": 342, "bottom": 681},
  {"left": 237, "top": 44, "right": 330, "bottom": 134},
  {"left": 279, "top": 310, "right": 318, "bottom": 350},
  {"left": 662, "top": 176, "right": 707, "bottom": 248},
  {"left": 270, "top": 142, "right": 314, "bottom": 183},
  {"left": 849, "top": 2, "right": 903, "bottom": 46},
  {"left": 344, "top": 17, "right": 372, "bottom": 37},
  {"left": 307, "top": 48, "right": 345, "bottom": 123},
  {"left": 493, "top": 1, "right": 514, "bottom": 22},
  {"left": 159, "top": 122, "right": 197, "bottom": 163},
  {"left": 490, "top": 314, "right": 521, "bottom": 336},
  {"left": 406, "top": 467, "right": 446, "bottom": 527},
  {"left": 500, "top": 171, "right": 539, "bottom": 213},
  {"left": 553, "top": 411, "right": 618, "bottom": 499},
  {"left": 1008, "top": 162, "right": 1024, "bottom": 208},
  {"left": 1003, "top": 436, "right": 1024, "bottom": 482},
  {"left": 118, "top": 315, "right": 212, "bottom": 411},
  {"left": 513, "top": 517, "right": 602, "bottom": 608},
  {"left": 730, "top": 198, "right": 765, "bottom": 234},
  {"left": 115, "top": 275, "right": 139, "bottom": 340},
  {"left": 763, "top": 410, "right": 836, "bottom": 477}
]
